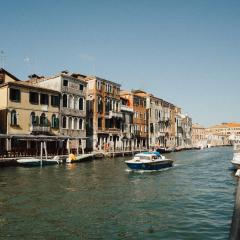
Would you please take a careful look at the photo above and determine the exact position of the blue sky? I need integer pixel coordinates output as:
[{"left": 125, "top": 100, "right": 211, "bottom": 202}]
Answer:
[{"left": 0, "top": 0, "right": 240, "bottom": 126}]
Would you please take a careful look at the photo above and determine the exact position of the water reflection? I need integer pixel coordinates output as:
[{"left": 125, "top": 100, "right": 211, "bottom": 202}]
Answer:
[{"left": 0, "top": 147, "right": 236, "bottom": 240}]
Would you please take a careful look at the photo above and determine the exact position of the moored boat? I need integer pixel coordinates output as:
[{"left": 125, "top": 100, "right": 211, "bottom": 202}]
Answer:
[
  {"left": 17, "top": 142, "right": 60, "bottom": 167},
  {"left": 156, "top": 147, "right": 173, "bottom": 154},
  {"left": 17, "top": 158, "right": 42, "bottom": 167},
  {"left": 66, "top": 154, "right": 94, "bottom": 163},
  {"left": 231, "top": 143, "right": 240, "bottom": 169},
  {"left": 125, "top": 152, "right": 174, "bottom": 171},
  {"left": 17, "top": 156, "right": 60, "bottom": 167}
]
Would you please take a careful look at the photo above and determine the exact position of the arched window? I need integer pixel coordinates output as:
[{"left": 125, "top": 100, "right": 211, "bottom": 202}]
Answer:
[
  {"left": 79, "top": 118, "right": 83, "bottom": 130},
  {"left": 105, "top": 97, "right": 110, "bottom": 112},
  {"left": 69, "top": 117, "right": 72, "bottom": 130},
  {"left": 63, "top": 94, "right": 68, "bottom": 108},
  {"left": 97, "top": 97, "right": 103, "bottom": 113},
  {"left": 69, "top": 95, "right": 73, "bottom": 109},
  {"left": 11, "top": 110, "right": 18, "bottom": 126},
  {"left": 40, "top": 113, "right": 47, "bottom": 126},
  {"left": 62, "top": 116, "right": 67, "bottom": 129},
  {"left": 51, "top": 114, "right": 59, "bottom": 128},
  {"left": 74, "top": 118, "right": 78, "bottom": 129},
  {"left": 30, "top": 112, "right": 36, "bottom": 125},
  {"left": 79, "top": 98, "right": 84, "bottom": 110},
  {"left": 75, "top": 97, "right": 79, "bottom": 109}
]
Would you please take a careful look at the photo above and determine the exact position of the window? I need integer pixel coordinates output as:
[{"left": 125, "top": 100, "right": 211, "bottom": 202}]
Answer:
[
  {"left": 79, "top": 98, "right": 84, "bottom": 110},
  {"left": 144, "top": 126, "right": 148, "bottom": 133},
  {"left": 63, "top": 94, "right": 68, "bottom": 107},
  {"left": 150, "top": 123, "right": 154, "bottom": 133},
  {"left": 40, "top": 94, "right": 49, "bottom": 105},
  {"left": 11, "top": 110, "right": 18, "bottom": 126},
  {"left": 62, "top": 116, "right": 67, "bottom": 129},
  {"left": 97, "top": 96, "right": 103, "bottom": 113},
  {"left": 51, "top": 95, "right": 59, "bottom": 107},
  {"left": 51, "top": 114, "right": 59, "bottom": 128},
  {"left": 29, "top": 92, "right": 39, "bottom": 104},
  {"left": 105, "top": 119, "right": 110, "bottom": 129},
  {"left": 97, "top": 81, "right": 101, "bottom": 90},
  {"left": 74, "top": 118, "right": 78, "bottom": 129},
  {"left": 79, "top": 84, "right": 84, "bottom": 91},
  {"left": 40, "top": 113, "right": 47, "bottom": 126},
  {"left": 63, "top": 79, "right": 68, "bottom": 86},
  {"left": 69, "top": 95, "right": 73, "bottom": 109},
  {"left": 98, "top": 118, "right": 102, "bottom": 128},
  {"left": 105, "top": 84, "right": 113, "bottom": 93},
  {"left": 30, "top": 112, "right": 37, "bottom": 126},
  {"left": 105, "top": 98, "right": 111, "bottom": 112},
  {"left": 79, "top": 118, "right": 83, "bottom": 130},
  {"left": 10, "top": 88, "right": 21, "bottom": 102},
  {"left": 69, "top": 117, "right": 72, "bottom": 129}
]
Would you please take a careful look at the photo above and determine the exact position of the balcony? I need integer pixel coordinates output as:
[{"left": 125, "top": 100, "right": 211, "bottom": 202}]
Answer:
[
  {"left": 121, "top": 105, "right": 133, "bottom": 112},
  {"left": 62, "top": 129, "right": 86, "bottom": 138},
  {"left": 30, "top": 125, "right": 51, "bottom": 133},
  {"left": 109, "top": 111, "right": 122, "bottom": 118},
  {"left": 62, "top": 107, "right": 86, "bottom": 117},
  {"left": 97, "top": 128, "right": 121, "bottom": 134},
  {"left": 62, "top": 86, "right": 86, "bottom": 96}
]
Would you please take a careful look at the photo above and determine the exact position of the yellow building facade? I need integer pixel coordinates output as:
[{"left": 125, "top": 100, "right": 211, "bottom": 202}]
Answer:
[{"left": 0, "top": 68, "right": 61, "bottom": 155}]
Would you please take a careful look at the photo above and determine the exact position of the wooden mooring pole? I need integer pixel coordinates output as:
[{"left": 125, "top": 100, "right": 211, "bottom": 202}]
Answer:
[{"left": 230, "top": 179, "right": 240, "bottom": 240}]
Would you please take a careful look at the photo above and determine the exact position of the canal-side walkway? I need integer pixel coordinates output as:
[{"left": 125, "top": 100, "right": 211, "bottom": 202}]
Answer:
[
  {"left": 0, "top": 145, "right": 232, "bottom": 167},
  {"left": 0, "top": 149, "right": 146, "bottom": 167}
]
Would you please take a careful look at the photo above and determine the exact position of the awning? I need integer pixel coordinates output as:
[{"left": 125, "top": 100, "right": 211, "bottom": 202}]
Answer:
[{"left": 0, "top": 134, "right": 88, "bottom": 141}]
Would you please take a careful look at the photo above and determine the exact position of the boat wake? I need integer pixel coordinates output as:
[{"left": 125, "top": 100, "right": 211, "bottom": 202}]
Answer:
[{"left": 125, "top": 167, "right": 173, "bottom": 173}]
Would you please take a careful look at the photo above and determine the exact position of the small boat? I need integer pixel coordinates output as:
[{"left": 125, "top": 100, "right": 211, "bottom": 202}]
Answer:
[
  {"left": 125, "top": 152, "right": 174, "bottom": 171},
  {"left": 17, "top": 158, "right": 42, "bottom": 167},
  {"left": 17, "top": 142, "right": 60, "bottom": 167},
  {"left": 17, "top": 157, "right": 60, "bottom": 167},
  {"left": 231, "top": 143, "right": 240, "bottom": 169},
  {"left": 66, "top": 153, "right": 93, "bottom": 163},
  {"left": 156, "top": 147, "right": 173, "bottom": 154}
]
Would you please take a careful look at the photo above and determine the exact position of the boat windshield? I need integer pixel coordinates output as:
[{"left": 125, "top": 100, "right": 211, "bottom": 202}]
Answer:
[
  {"left": 134, "top": 155, "right": 159, "bottom": 160},
  {"left": 134, "top": 155, "right": 151, "bottom": 160},
  {"left": 234, "top": 144, "right": 240, "bottom": 152}
]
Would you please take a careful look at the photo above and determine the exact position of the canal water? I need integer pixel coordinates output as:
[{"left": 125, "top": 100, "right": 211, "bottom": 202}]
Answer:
[{"left": 0, "top": 147, "right": 237, "bottom": 239}]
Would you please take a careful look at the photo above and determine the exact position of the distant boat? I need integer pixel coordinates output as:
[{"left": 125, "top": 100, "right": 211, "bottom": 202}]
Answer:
[
  {"left": 125, "top": 152, "right": 174, "bottom": 171},
  {"left": 156, "top": 147, "right": 173, "bottom": 154},
  {"left": 17, "top": 142, "right": 60, "bottom": 167}
]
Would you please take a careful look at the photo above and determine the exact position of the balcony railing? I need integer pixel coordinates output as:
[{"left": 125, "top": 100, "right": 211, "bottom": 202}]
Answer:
[
  {"left": 30, "top": 125, "right": 51, "bottom": 133},
  {"left": 109, "top": 111, "right": 122, "bottom": 118},
  {"left": 62, "top": 86, "right": 86, "bottom": 96},
  {"left": 62, "top": 107, "right": 86, "bottom": 117},
  {"left": 121, "top": 105, "right": 133, "bottom": 112}
]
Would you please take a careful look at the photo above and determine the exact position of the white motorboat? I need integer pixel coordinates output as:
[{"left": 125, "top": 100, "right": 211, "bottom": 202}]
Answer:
[
  {"left": 125, "top": 151, "right": 174, "bottom": 171},
  {"left": 231, "top": 143, "right": 240, "bottom": 169}
]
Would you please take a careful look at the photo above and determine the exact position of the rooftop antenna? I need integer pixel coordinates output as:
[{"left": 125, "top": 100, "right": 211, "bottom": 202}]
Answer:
[
  {"left": 0, "top": 50, "right": 6, "bottom": 68},
  {"left": 24, "top": 56, "right": 34, "bottom": 76},
  {"left": 93, "top": 61, "right": 96, "bottom": 75}
]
